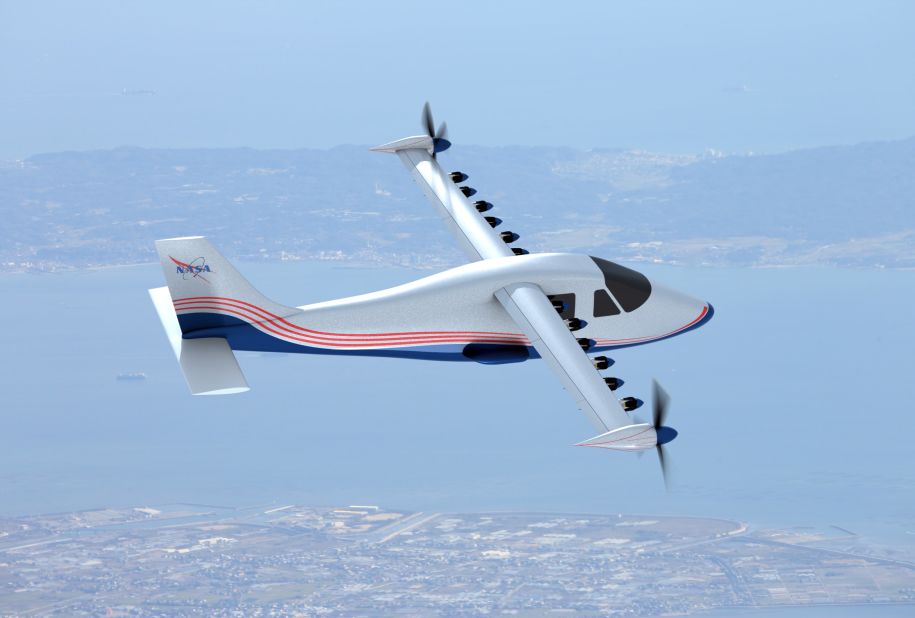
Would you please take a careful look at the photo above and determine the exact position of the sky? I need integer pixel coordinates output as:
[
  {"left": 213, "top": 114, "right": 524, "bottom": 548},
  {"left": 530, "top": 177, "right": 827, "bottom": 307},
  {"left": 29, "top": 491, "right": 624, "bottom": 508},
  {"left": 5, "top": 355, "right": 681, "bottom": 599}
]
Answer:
[{"left": 2, "top": 0, "right": 915, "bottom": 158}]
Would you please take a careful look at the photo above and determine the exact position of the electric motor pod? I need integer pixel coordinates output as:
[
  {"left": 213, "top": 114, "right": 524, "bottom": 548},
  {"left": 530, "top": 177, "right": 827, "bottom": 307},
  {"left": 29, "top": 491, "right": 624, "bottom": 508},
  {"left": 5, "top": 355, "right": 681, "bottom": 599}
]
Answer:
[
  {"left": 565, "top": 317, "right": 584, "bottom": 331},
  {"left": 619, "top": 396, "right": 640, "bottom": 411},
  {"left": 459, "top": 186, "right": 477, "bottom": 197},
  {"left": 474, "top": 200, "right": 493, "bottom": 212},
  {"left": 603, "top": 376, "right": 622, "bottom": 391},
  {"left": 449, "top": 171, "right": 468, "bottom": 183}
]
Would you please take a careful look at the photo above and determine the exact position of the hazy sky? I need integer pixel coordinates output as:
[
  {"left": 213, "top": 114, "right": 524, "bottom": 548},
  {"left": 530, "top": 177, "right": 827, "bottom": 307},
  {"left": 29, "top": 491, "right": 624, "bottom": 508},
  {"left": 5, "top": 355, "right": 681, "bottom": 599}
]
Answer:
[{"left": 2, "top": 1, "right": 914, "bottom": 158}]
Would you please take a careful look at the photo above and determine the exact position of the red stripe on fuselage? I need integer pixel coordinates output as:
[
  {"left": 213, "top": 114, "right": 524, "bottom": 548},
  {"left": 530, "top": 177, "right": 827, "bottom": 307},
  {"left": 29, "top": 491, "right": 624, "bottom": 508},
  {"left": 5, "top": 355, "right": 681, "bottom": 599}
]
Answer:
[
  {"left": 173, "top": 295, "right": 529, "bottom": 343},
  {"left": 175, "top": 303, "right": 528, "bottom": 348}
]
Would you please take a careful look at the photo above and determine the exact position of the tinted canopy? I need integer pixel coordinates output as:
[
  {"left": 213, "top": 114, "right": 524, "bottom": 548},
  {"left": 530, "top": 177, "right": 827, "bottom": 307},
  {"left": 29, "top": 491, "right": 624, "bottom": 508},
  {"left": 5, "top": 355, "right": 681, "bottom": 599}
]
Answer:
[{"left": 590, "top": 257, "right": 652, "bottom": 312}]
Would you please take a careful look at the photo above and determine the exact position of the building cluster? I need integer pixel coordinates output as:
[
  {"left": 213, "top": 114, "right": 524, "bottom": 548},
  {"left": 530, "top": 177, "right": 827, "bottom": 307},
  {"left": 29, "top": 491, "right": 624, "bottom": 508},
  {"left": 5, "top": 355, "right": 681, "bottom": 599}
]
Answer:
[{"left": 1, "top": 504, "right": 913, "bottom": 616}]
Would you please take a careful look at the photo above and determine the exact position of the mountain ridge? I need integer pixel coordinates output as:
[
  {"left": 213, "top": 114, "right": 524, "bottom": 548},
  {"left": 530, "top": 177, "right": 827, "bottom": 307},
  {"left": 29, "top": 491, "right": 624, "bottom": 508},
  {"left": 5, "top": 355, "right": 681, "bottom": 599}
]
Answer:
[{"left": 2, "top": 138, "right": 913, "bottom": 272}]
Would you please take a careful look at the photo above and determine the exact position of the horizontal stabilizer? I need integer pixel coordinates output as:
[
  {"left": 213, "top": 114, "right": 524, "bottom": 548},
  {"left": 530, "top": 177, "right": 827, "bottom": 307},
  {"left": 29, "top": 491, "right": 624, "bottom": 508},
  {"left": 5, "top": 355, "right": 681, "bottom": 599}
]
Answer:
[{"left": 149, "top": 286, "right": 249, "bottom": 395}]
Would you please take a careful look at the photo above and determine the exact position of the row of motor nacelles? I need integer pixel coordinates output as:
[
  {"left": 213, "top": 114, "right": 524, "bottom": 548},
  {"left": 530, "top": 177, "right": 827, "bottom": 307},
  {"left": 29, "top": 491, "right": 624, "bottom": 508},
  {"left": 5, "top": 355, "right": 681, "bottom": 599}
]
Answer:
[
  {"left": 451, "top": 169, "right": 633, "bottom": 412},
  {"left": 552, "top": 300, "right": 636, "bottom": 410},
  {"left": 449, "top": 171, "right": 527, "bottom": 255}
]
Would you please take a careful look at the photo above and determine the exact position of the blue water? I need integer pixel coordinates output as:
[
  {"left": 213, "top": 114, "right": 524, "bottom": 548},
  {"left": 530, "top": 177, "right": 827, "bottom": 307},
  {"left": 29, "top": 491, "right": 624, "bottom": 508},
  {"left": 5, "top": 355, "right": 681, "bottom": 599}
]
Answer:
[{"left": 0, "top": 262, "right": 913, "bottom": 550}]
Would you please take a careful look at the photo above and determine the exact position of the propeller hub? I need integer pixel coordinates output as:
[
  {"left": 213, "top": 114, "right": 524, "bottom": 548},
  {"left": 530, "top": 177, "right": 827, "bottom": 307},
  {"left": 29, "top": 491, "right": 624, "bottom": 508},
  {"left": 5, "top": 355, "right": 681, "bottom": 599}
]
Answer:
[
  {"left": 432, "top": 137, "right": 451, "bottom": 154},
  {"left": 656, "top": 425, "right": 678, "bottom": 445}
]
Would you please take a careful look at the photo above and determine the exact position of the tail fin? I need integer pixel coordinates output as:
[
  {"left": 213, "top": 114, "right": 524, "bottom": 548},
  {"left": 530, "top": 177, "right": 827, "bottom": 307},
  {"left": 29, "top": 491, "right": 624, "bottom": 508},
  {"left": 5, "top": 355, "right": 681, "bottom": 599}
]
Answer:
[
  {"left": 154, "top": 236, "right": 298, "bottom": 335},
  {"left": 150, "top": 236, "right": 297, "bottom": 396}
]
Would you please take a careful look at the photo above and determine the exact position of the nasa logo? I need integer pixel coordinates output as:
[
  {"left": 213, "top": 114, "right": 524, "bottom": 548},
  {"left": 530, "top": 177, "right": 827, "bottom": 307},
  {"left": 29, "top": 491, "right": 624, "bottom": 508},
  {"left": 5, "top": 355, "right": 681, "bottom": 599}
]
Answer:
[{"left": 169, "top": 256, "right": 213, "bottom": 283}]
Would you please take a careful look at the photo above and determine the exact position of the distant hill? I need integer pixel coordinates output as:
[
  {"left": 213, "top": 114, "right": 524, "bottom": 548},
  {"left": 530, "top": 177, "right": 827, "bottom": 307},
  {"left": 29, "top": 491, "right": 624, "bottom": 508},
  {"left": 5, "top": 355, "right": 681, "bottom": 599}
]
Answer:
[{"left": 1, "top": 138, "right": 913, "bottom": 272}]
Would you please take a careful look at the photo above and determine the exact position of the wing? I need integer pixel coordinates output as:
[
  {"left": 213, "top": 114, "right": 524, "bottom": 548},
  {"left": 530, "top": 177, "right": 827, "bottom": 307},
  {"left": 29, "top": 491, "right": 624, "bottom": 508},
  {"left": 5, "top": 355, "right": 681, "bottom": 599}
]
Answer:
[
  {"left": 372, "top": 131, "right": 656, "bottom": 450},
  {"left": 495, "top": 282, "right": 636, "bottom": 434},
  {"left": 370, "top": 137, "right": 515, "bottom": 261}
]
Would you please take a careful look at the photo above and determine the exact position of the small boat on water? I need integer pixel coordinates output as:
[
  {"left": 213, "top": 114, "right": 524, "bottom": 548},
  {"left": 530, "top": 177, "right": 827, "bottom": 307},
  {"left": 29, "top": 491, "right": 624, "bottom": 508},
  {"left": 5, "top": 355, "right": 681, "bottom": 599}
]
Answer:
[{"left": 116, "top": 372, "right": 147, "bottom": 381}]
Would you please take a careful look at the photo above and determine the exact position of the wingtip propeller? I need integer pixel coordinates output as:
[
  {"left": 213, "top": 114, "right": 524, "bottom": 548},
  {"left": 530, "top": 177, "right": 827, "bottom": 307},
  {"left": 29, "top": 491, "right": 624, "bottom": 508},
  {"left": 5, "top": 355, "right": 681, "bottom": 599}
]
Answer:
[
  {"left": 422, "top": 102, "right": 451, "bottom": 157},
  {"left": 651, "top": 379, "right": 676, "bottom": 491},
  {"left": 422, "top": 102, "right": 435, "bottom": 139},
  {"left": 656, "top": 442, "right": 672, "bottom": 491},
  {"left": 652, "top": 379, "right": 670, "bottom": 429}
]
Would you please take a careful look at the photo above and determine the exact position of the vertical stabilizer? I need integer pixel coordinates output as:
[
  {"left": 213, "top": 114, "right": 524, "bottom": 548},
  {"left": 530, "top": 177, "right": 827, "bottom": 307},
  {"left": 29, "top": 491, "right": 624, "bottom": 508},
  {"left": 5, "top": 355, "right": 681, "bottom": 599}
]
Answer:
[
  {"left": 150, "top": 236, "right": 299, "bottom": 395},
  {"left": 154, "top": 236, "right": 299, "bottom": 335}
]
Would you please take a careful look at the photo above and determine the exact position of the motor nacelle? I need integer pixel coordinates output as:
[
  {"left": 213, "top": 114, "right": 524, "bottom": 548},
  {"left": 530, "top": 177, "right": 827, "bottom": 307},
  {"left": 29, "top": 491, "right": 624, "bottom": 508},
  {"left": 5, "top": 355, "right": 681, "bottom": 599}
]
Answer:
[
  {"left": 459, "top": 186, "right": 477, "bottom": 197},
  {"left": 484, "top": 216, "right": 502, "bottom": 228},
  {"left": 592, "top": 356, "right": 613, "bottom": 370},
  {"left": 564, "top": 317, "right": 584, "bottom": 331},
  {"left": 474, "top": 200, "right": 493, "bottom": 212},
  {"left": 462, "top": 343, "right": 529, "bottom": 364},
  {"left": 603, "top": 376, "right": 623, "bottom": 391},
  {"left": 450, "top": 171, "right": 468, "bottom": 183},
  {"left": 500, "top": 231, "right": 519, "bottom": 243},
  {"left": 511, "top": 247, "right": 529, "bottom": 256},
  {"left": 619, "top": 396, "right": 641, "bottom": 411},
  {"left": 576, "top": 338, "right": 592, "bottom": 351}
]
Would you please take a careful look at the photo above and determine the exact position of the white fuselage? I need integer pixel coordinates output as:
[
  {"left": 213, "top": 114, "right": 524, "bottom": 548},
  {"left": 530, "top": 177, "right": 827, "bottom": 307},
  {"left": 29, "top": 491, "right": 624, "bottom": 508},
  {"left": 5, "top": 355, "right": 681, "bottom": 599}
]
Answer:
[{"left": 176, "top": 253, "right": 710, "bottom": 361}]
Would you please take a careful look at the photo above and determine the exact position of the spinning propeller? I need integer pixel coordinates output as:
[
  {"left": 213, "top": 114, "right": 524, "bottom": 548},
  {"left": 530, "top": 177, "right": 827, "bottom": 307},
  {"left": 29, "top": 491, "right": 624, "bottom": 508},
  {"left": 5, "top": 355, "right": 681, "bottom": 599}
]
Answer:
[
  {"left": 639, "top": 379, "right": 678, "bottom": 490},
  {"left": 422, "top": 102, "right": 451, "bottom": 158}
]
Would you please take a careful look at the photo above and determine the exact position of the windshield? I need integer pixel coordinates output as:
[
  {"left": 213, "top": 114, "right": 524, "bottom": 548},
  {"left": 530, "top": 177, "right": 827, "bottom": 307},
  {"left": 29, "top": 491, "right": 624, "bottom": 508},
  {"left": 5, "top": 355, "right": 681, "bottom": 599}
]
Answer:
[{"left": 590, "top": 257, "right": 652, "bottom": 312}]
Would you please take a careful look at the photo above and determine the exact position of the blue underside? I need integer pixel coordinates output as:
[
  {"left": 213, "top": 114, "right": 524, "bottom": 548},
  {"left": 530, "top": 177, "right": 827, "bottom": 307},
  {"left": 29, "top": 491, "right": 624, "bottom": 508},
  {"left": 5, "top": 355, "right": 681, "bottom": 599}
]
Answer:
[{"left": 177, "top": 306, "right": 714, "bottom": 363}]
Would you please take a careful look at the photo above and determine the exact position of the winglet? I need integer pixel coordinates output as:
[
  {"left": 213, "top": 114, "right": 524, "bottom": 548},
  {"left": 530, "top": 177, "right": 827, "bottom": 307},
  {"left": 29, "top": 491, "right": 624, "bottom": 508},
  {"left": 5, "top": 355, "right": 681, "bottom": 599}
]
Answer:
[{"left": 369, "top": 135, "right": 434, "bottom": 154}]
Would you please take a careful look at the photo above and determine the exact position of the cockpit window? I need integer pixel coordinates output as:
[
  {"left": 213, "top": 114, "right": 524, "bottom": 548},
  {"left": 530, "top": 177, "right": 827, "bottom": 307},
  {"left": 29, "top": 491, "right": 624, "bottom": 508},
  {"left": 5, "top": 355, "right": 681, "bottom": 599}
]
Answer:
[
  {"left": 593, "top": 289, "right": 620, "bottom": 317},
  {"left": 590, "top": 257, "right": 652, "bottom": 312}
]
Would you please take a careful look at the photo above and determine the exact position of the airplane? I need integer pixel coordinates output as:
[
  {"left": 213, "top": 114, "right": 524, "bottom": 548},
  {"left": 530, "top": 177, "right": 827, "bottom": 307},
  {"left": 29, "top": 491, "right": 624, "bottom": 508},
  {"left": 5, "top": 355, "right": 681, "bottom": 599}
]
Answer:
[{"left": 148, "top": 104, "right": 713, "bottom": 483}]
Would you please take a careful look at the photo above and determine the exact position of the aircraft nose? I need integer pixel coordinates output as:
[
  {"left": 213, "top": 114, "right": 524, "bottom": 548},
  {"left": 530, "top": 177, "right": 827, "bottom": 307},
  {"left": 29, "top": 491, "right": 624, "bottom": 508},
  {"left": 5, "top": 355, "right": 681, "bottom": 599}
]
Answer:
[
  {"left": 699, "top": 302, "right": 714, "bottom": 328},
  {"left": 678, "top": 301, "right": 712, "bottom": 337},
  {"left": 656, "top": 284, "right": 713, "bottom": 335}
]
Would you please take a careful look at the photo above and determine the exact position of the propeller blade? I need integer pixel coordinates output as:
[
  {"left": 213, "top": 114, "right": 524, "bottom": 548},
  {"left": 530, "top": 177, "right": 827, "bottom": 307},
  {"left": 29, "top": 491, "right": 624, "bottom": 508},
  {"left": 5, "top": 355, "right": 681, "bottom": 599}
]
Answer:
[
  {"left": 435, "top": 121, "right": 448, "bottom": 142},
  {"left": 657, "top": 444, "right": 672, "bottom": 491},
  {"left": 652, "top": 379, "right": 670, "bottom": 429},
  {"left": 651, "top": 379, "right": 674, "bottom": 490},
  {"left": 422, "top": 102, "right": 435, "bottom": 138}
]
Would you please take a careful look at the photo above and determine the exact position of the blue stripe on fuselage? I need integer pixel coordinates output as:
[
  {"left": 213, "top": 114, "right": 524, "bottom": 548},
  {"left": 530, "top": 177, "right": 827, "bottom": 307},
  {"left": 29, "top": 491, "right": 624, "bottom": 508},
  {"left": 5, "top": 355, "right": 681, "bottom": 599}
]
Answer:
[{"left": 177, "top": 312, "right": 530, "bottom": 362}]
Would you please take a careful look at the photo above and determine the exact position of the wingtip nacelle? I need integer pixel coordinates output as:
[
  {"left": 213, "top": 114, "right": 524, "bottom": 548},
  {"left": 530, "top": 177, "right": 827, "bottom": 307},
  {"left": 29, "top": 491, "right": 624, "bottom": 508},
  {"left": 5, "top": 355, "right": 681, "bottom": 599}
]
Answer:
[
  {"left": 370, "top": 135, "right": 435, "bottom": 154},
  {"left": 370, "top": 134, "right": 450, "bottom": 157},
  {"left": 575, "top": 423, "right": 660, "bottom": 451}
]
